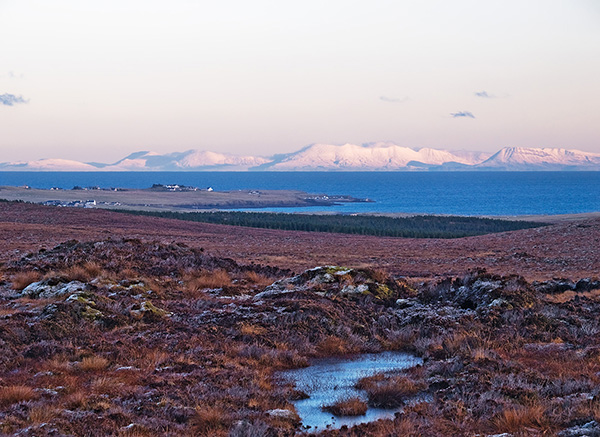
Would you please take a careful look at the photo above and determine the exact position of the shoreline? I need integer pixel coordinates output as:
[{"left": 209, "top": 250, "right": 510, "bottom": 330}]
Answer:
[
  {"left": 1, "top": 185, "right": 598, "bottom": 223},
  {"left": 0, "top": 185, "right": 370, "bottom": 212}
]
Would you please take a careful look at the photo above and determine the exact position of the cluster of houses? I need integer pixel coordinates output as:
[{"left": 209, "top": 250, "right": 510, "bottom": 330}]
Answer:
[
  {"left": 43, "top": 199, "right": 121, "bottom": 208},
  {"left": 150, "top": 183, "right": 208, "bottom": 192}
]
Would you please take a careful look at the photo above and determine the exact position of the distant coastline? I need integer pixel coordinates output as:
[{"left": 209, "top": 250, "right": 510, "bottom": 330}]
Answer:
[
  {"left": 0, "top": 185, "right": 371, "bottom": 212},
  {"left": 0, "top": 171, "right": 598, "bottom": 216}
]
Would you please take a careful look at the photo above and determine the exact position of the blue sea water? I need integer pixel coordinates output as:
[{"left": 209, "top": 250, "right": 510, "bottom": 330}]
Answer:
[{"left": 0, "top": 171, "right": 599, "bottom": 216}]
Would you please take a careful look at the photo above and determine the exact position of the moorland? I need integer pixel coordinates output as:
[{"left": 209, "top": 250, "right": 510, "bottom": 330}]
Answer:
[{"left": 1, "top": 200, "right": 600, "bottom": 436}]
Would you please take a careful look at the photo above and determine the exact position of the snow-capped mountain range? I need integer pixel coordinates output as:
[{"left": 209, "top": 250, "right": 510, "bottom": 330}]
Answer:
[{"left": 2, "top": 143, "right": 600, "bottom": 171}]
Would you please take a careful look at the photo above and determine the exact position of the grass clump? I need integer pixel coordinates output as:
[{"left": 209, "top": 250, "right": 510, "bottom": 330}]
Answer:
[
  {"left": 191, "top": 405, "right": 230, "bottom": 435},
  {"left": 0, "top": 385, "right": 38, "bottom": 406},
  {"left": 492, "top": 405, "right": 550, "bottom": 434},
  {"left": 185, "top": 269, "right": 232, "bottom": 294},
  {"left": 322, "top": 396, "right": 368, "bottom": 416},
  {"left": 12, "top": 271, "right": 42, "bottom": 290},
  {"left": 356, "top": 373, "right": 426, "bottom": 408},
  {"left": 80, "top": 356, "right": 110, "bottom": 371}
]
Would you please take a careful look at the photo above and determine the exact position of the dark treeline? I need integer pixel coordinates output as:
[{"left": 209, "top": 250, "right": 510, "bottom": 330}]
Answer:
[{"left": 121, "top": 210, "right": 546, "bottom": 239}]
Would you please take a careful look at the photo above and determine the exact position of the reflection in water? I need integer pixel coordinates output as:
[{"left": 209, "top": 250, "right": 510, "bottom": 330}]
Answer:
[{"left": 279, "top": 351, "right": 422, "bottom": 430}]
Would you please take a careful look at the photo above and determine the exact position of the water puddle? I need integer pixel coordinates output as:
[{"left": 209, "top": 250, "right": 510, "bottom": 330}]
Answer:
[{"left": 279, "top": 351, "right": 422, "bottom": 431}]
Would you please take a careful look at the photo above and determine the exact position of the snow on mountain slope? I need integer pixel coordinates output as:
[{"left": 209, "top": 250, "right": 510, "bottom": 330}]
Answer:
[
  {"left": 265, "top": 142, "right": 477, "bottom": 170},
  {"left": 478, "top": 147, "right": 600, "bottom": 169},
  {"left": 1, "top": 145, "right": 598, "bottom": 171},
  {"left": 0, "top": 159, "right": 98, "bottom": 171},
  {"left": 449, "top": 150, "right": 492, "bottom": 164},
  {"left": 175, "top": 150, "right": 269, "bottom": 168},
  {"left": 101, "top": 150, "right": 269, "bottom": 170}
]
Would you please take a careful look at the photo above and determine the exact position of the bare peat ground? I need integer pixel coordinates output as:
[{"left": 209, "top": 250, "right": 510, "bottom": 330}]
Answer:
[{"left": 1, "top": 201, "right": 600, "bottom": 436}]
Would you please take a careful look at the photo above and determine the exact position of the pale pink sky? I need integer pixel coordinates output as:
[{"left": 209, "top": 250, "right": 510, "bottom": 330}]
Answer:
[{"left": 1, "top": 0, "right": 599, "bottom": 162}]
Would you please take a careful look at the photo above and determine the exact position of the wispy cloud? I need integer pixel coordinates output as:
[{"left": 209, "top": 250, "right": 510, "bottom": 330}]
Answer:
[
  {"left": 450, "top": 111, "right": 475, "bottom": 118},
  {"left": 380, "top": 95, "right": 408, "bottom": 103},
  {"left": 3, "top": 71, "right": 25, "bottom": 79},
  {"left": 474, "top": 90, "right": 495, "bottom": 98},
  {"left": 0, "top": 93, "right": 28, "bottom": 106}
]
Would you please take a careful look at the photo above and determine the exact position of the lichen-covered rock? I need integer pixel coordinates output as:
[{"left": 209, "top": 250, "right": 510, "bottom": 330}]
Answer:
[
  {"left": 21, "top": 280, "right": 87, "bottom": 299},
  {"left": 65, "top": 291, "right": 95, "bottom": 305},
  {"left": 266, "top": 409, "right": 298, "bottom": 421},
  {"left": 255, "top": 266, "right": 411, "bottom": 305},
  {"left": 574, "top": 278, "right": 600, "bottom": 292},
  {"left": 532, "top": 278, "right": 580, "bottom": 294},
  {"left": 129, "top": 301, "right": 171, "bottom": 320},
  {"left": 424, "top": 271, "right": 536, "bottom": 310},
  {"left": 558, "top": 420, "right": 599, "bottom": 436}
]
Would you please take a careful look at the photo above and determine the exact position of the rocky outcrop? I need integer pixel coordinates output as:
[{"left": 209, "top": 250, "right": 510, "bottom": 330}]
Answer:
[
  {"left": 20, "top": 279, "right": 88, "bottom": 299},
  {"left": 255, "top": 266, "right": 413, "bottom": 304}
]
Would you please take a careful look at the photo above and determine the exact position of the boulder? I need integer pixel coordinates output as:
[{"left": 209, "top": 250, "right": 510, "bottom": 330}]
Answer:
[{"left": 21, "top": 280, "right": 87, "bottom": 299}]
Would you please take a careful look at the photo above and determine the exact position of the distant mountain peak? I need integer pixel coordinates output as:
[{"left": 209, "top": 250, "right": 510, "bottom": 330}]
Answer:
[
  {"left": 478, "top": 146, "right": 600, "bottom": 169},
  {"left": 1, "top": 144, "right": 598, "bottom": 171}
]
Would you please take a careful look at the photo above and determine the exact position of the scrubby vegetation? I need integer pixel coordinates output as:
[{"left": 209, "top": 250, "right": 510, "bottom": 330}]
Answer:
[
  {"left": 0, "top": 238, "right": 599, "bottom": 435},
  {"left": 322, "top": 397, "right": 368, "bottom": 417},
  {"left": 355, "top": 372, "right": 427, "bottom": 408},
  {"left": 122, "top": 210, "right": 545, "bottom": 238}
]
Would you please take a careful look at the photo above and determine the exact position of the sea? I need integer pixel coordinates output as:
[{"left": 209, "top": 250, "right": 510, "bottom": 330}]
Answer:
[{"left": 1, "top": 171, "right": 599, "bottom": 216}]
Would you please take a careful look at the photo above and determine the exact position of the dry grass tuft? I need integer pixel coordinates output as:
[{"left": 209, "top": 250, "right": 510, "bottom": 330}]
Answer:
[
  {"left": 187, "top": 269, "right": 232, "bottom": 292},
  {"left": 80, "top": 356, "right": 110, "bottom": 371},
  {"left": 12, "top": 271, "right": 42, "bottom": 290},
  {"left": 91, "top": 377, "right": 121, "bottom": 395},
  {"left": 356, "top": 373, "right": 426, "bottom": 408},
  {"left": 368, "top": 268, "right": 390, "bottom": 284},
  {"left": 64, "top": 265, "right": 92, "bottom": 282},
  {"left": 0, "top": 385, "right": 38, "bottom": 406},
  {"left": 240, "top": 323, "right": 267, "bottom": 336},
  {"left": 316, "top": 336, "right": 349, "bottom": 356},
  {"left": 492, "top": 405, "right": 549, "bottom": 433},
  {"left": 245, "top": 271, "right": 273, "bottom": 286},
  {"left": 64, "top": 391, "right": 89, "bottom": 410},
  {"left": 322, "top": 396, "right": 368, "bottom": 416},
  {"left": 61, "top": 262, "right": 103, "bottom": 282},
  {"left": 137, "top": 349, "right": 170, "bottom": 370},
  {"left": 191, "top": 405, "right": 230, "bottom": 435},
  {"left": 28, "top": 405, "right": 59, "bottom": 424}
]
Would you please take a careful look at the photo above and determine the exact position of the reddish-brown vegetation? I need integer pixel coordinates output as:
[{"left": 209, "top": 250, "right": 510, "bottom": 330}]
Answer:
[
  {"left": 356, "top": 373, "right": 426, "bottom": 408},
  {"left": 11, "top": 270, "right": 41, "bottom": 290},
  {"left": 322, "top": 397, "right": 368, "bottom": 416},
  {"left": 0, "top": 201, "right": 599, "bottom": 280},
  {"left": 1, "top": 202, "right": 600, "bottom": 435},
  {"left": 0, "top": 385, "right": 38, "bottom": 407}
]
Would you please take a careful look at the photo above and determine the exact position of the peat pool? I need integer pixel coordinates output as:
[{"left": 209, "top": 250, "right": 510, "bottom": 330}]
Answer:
[{"left": 279, "top": 351, "right": 423, "bottom": 431}]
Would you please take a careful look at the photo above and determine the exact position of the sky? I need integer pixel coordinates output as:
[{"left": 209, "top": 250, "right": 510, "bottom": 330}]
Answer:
[{"left": 1, "top": 0, "right": 599, "bottom": 162}]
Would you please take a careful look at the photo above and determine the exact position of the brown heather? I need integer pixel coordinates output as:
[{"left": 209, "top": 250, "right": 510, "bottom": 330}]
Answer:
[
  {"left": 28, "top": 405, "right": 59, "bottom": 424},
  {"left": 0, "top": 211, "right": 598, "bottom": 436},
  {"left": 244, "top": 270, "right": 273, "bottom": 286},
  {"left": 186, "top": 269, "right": 231, "bottom": 292},
  {"left": 492, "top": 405, "right": 550, "bottom": 434},
  {"left": 0, "top": 385, "right": 38, "bottom": 406},
  {"left": 11, "top": 271, "right": 41, "bottom": 290},
  {"left": 191, "top": 405, "right": 230, "bottom": 435},
  {"left": 322, "top": 397, "right": 368, "bottom": 416},
  {"left": 356, "top": 374, "right": 426, "bottom": 408},
  {"left": 80, "top": 355, "right": 110, "bottom": 371}
]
